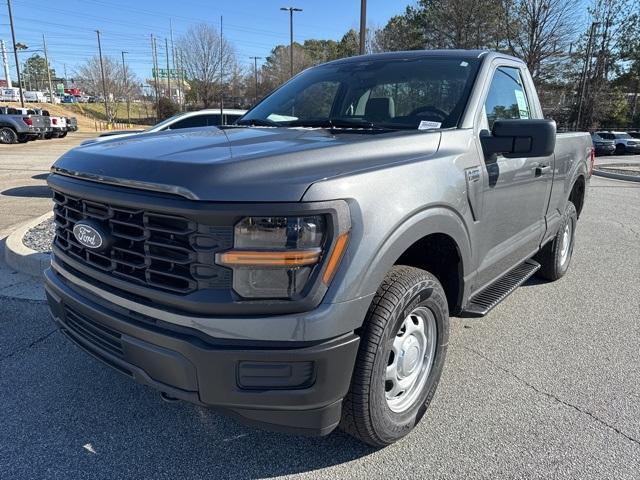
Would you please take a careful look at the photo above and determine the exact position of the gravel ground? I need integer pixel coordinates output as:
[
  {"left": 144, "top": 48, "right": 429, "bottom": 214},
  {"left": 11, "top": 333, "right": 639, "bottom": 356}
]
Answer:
[{"left": 22, "top": 217, "right": 55, "bottom": 253}]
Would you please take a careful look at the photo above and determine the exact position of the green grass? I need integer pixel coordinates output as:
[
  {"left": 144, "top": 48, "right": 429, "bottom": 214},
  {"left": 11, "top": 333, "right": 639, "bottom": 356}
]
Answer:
[{"left": 68, "top": 102, "right": 156, "bottom": 125}]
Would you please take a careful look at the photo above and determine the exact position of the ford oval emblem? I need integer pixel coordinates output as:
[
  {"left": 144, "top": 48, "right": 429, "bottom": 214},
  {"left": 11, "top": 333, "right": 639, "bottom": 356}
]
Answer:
[{"left": 73, "top": 222, "right": 106, "bottom": 250}]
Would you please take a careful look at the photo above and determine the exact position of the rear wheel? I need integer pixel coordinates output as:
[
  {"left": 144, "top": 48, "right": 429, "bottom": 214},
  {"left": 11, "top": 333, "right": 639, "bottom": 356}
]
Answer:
[
  {"left": 60, "top": 131, "right": 68, "bottom": 138},
  {"left": 535, "top": 201, "right": 577, "bottom": 281},
  {"left": 340, "top": 266, "right": 449, "bottom": 447},
  {"left": 0, "top": 127, "right": 18, "bottom": 144}
]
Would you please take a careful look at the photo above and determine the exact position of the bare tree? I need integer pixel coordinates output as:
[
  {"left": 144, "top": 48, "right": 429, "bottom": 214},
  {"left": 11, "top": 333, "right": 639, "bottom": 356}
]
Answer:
[
  {"left": 177, "top": 23, "right": 236, "bottom": 108},
  {"left": 75, "top": 56, "right": 139, "bottom": 122},
  {"left": 503, "top": 0, "right": 579, "bottom": 81}
]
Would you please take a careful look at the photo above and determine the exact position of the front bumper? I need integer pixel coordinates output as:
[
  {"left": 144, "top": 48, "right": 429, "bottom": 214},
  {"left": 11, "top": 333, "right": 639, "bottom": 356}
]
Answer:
[
  {"left": 624, "top": 144, "right": 640, "bottom": 153},
  {"left": 594, "top": 145, "right": 615, "bottom": 155},
  {"left": 44, "top": 266, "right": 360, "bottom": 436}
]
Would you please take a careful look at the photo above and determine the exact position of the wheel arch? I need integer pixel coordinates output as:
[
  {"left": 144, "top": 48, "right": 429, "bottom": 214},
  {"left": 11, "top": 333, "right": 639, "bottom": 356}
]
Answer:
[{"left": 357, "top": 207, "right": 471, "bottom": 314}]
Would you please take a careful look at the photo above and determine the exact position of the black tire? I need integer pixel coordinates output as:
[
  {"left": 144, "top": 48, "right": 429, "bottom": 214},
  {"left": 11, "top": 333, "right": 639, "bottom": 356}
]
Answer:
[
  {"left": 17, "top": 134, "right": 29, "bottom": 144},
  {"left": 0, "top": 127, "right": 18, "bottom": 144},
  {"left": 340, "top": 266, "right": 449, "bottom": 447},
  {"left": 615, "top": 143, "right": 625, "bottom": 155},
  {"left": 535, "top": 201, "right": 577, "bottom": 281},
  {"left": 60, "top": 131, "right": 68, "bottom": 138}
]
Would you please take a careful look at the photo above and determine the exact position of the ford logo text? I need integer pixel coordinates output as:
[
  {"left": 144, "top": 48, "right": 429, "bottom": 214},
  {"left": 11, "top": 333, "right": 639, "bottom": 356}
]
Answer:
[{"left": 73, "top": 223, "right": 104, "bottom": 249}]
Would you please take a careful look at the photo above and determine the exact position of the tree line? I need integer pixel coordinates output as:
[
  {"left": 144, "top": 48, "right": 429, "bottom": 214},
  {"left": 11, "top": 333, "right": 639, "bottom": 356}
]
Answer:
[{"left": 66, "top": 0, "right": 639, "bottom": 130}]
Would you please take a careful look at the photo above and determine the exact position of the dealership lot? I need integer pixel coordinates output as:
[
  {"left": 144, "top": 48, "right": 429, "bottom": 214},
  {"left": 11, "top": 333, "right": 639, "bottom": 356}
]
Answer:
[
  {"left": 0, "top": 132, "right": 95, "bottom": 231},
  {"left": 1, "top": 140, "right": 639, "bottom": 479}
]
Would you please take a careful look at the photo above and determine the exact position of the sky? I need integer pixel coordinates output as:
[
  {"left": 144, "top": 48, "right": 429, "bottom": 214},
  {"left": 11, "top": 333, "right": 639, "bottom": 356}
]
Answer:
[{"left": 0, "top": 0, "right": 409, "bottom": 84}]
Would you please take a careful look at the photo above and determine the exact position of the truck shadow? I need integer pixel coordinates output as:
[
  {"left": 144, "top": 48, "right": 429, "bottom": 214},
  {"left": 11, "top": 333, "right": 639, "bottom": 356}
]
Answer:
[{"left": 10, "top": 325, "right": 377, "bottom": 479}]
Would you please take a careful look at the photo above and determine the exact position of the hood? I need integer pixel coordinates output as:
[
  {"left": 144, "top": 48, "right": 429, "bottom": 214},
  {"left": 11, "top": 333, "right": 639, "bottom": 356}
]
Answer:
[{"left": 52, "top": 126, "right": 441, "bottom": 202}]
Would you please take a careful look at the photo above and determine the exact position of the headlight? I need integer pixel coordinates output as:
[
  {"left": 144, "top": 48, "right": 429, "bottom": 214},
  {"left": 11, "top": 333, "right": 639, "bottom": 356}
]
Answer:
[{"left": 216, "top": 216, "right": 348, "bottom": 299}]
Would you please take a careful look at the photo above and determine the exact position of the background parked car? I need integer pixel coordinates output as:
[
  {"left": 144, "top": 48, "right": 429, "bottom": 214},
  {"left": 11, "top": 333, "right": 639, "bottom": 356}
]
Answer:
[
  {"left": 24, "top": 91, "right": 47, "bottom": 103},
  {"left": 628, "top": 131, "right": 640, "bottom": 139},
  {"left": 595, "top": 131, "right": 640, "bottom": 154},
  {"left": 49, "top": 116, "right": 68, "bottom": 138},
  {"left": 82, "top": 108, "right": 247, "bottom": 145},
  {"left": 0, "top": 87, "right": 21, "bottom": 102},
  {"left": 590, "top": 132, "right": 616, "bottom": 155},
  {"left": 32, "top": 108, "right": 54, "bottom": 139},
  {"left": 0, "top": 106, "right": 44, "bottom": 143}
]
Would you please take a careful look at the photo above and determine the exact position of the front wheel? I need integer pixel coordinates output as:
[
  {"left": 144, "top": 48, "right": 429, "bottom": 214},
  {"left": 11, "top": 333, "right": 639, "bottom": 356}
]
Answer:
[
  {"left": 0, "top": 127, "right": 18, "bottom": 144},
  {"left": 615, "top": 143, "right": 626, "bottom": 155},
  {"left": 340, "top": 266, "right": 449, "bottom": 447}
]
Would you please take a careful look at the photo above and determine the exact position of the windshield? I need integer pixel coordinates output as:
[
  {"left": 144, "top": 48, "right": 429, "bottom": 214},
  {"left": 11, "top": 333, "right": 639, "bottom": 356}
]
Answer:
[
  {"left": 614, "top": 133, "right": 632, "bottom": 139},
  {"left": 240, "top": 56, "right": 480, "bottom": 130}
]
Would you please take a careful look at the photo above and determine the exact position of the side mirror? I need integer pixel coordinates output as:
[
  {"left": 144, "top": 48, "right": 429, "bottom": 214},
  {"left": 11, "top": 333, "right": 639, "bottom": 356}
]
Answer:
[{"left": 480, "top": 119, "right": 556, "bottom": 158}]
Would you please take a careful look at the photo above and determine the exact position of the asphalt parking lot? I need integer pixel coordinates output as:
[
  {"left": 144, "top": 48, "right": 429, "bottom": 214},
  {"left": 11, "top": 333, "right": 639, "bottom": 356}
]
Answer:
[
  {"left": 1, "top": 140, "right": 639, "bottom": 479},
  {"left": 0, "top": 132, "right": 94, "bottom": 231}
]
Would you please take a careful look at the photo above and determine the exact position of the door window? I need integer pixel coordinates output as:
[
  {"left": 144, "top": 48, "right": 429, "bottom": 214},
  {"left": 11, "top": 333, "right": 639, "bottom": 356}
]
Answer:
[
  {"left": 484, "top": 67, "right": 531, "bottom": 128},
  {"left": 168, "top": 115, "right": 208, "bottom": 130}
]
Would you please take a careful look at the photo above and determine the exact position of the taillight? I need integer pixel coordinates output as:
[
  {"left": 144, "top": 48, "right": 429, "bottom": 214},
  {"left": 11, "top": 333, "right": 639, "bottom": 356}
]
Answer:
[
  {"left": 589, "top": 146, "right": 595, "bottom": 176},
  {"left": 22, "top": 116, "right": 32, "bottom": 126},
  {"left": 52, "top": 118, "right": 58, "bottom": 125}
]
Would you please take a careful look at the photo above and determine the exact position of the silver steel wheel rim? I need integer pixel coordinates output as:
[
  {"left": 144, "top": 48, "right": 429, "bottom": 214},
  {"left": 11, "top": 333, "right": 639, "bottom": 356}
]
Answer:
[
  {"left": 385, "top": 306, "right": 437, "bottom": 413},
  {"left": 559, "top": 222, "right": 572, "bottom": 266}
]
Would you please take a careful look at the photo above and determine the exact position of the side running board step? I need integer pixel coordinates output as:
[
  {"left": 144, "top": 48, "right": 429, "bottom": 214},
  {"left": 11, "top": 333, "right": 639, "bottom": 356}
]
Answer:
[{"left": 462, "top": 259, "right": 541, "bottom": 317}]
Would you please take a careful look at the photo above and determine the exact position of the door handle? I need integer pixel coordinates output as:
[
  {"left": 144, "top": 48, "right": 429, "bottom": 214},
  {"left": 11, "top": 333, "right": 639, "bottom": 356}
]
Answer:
[{"left": 535, "top": 164, "right": 552, "bottom": 176}]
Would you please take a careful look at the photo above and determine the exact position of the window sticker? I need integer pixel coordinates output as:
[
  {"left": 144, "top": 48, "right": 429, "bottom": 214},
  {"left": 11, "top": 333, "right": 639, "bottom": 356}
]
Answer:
[
  {"left": 460, "top": 61, "right": 469, "bottom": 67},
  {"left": 418, "top": 120, "right": 442, "bottom": 130},
  {"left": 514, "top": 90, "right": 530, "bottom": 119}
]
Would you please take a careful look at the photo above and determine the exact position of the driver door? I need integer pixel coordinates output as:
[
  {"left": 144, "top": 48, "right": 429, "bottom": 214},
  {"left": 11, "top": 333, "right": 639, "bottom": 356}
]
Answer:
[{"left": 474, "top": 65, "right": 553, "bottom": 289}]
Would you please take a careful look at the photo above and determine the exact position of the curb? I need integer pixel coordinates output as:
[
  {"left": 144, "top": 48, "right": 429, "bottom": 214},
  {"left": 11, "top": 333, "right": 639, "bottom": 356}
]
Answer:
[
  {"left": 4, "top": 212, "right": 53, "bottom": 277},
  {"left": 593, "top": 168, "right": 640, "bottom": 183}
]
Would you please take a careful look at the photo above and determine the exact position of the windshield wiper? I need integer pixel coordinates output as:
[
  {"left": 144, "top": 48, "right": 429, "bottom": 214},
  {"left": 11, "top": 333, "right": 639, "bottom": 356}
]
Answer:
[
  {"left": 236, "top": 118, "right": 279, "bottom": 127},
  {"left": 289, "top": 118, "right": 386, "bottom": 130}
]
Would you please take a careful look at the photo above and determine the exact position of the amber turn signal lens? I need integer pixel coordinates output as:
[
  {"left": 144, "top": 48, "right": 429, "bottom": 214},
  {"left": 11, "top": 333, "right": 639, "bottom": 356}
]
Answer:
[
  {"left": 217, "top": 249, "right": 321, "bottom": 267},
  {"left": 322, "top": 232, "right": 350, "bottom": 285}
]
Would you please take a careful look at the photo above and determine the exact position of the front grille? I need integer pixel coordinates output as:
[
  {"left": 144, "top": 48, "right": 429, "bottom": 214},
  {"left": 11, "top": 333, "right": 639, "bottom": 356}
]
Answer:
[
  {"left": 53, "top": 189, "right": 233, "bottom": 294},
  {"left": 64, "top": 306, "right": 124, "bottom": 359}
]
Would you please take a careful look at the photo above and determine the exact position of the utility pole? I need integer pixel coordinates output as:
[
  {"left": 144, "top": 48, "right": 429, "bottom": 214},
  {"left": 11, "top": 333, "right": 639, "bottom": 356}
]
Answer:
[
  {"left": 7, "top": 0, "right": 24, "bottom": 106},
  {"left": 576, "top": 21, "right": 599, "bottom": 131},
  {"left": 280, "top": 7, "right": 302, "bottom": 78},
  {"left": 359, "top": 0, "right": 367, "bottom": 55},
  {"left": 165, "top": 38, "right": 171, "bottom": 103},
  {"left": 249, "top": 56, "right": 261, "bottom": 105},
  {"left": 151, "top": 34, "right": 160, "bottom": 119},
  {"left": 42, "top": 34, "right": 53, "bottom": 104},
  {"left": 1, "top": 40, "right": 11, "bottom": 88},
  {"left": 96, "top": 30, "right": 109, "bottom": 121},
  {"left": 219, "top": 15, "right": 224, "bottom": 119},
  {"left": 170, "top": 18, "right": 180, "bottom": 110},
  {"left": 121, "top": 50, "right": 130, "bottom": 125}
]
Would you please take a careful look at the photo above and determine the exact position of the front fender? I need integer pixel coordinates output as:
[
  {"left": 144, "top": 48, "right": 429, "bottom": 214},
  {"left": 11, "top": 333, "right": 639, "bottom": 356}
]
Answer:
[{"left": 322, "top": 204, "right": 473, "bottom": 309}]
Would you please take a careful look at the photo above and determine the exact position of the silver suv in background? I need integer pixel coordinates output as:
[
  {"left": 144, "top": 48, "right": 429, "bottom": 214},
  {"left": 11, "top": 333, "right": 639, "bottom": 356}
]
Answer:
[
  {"left": 595, "top": 131, "right": 640, "bottom": 154},
  {"left": 81, "top": 108, "right": 248, "bottom": 145}
]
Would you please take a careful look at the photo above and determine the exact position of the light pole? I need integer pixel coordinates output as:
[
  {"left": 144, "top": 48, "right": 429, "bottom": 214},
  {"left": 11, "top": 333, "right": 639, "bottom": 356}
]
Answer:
[
  {"left": 280, "top": 7, "right": 302, "bottom": 78},
  {"left": 6, "top": 0, "right": 25, "bottom": 106},
  {"left": 359, "top": 0, "right": 367, "bottom": 55},
  {"left": 96, "top": 30, "right": 109, "bottom": 122},
  {"left": 576, "top": 21, "right": 600, "bottom": 131},
  {"left": 249, "top": 56, "right": 262, "bottom": 105},
  {"left": 121, "top": 51, "right": 130, "bottom": 125}
]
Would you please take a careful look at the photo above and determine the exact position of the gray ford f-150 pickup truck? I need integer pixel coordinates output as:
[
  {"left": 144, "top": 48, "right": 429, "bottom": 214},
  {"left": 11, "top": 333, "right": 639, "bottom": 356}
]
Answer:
[{"left": 45, "top": 50, "right": 592, "bottom": 446}]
